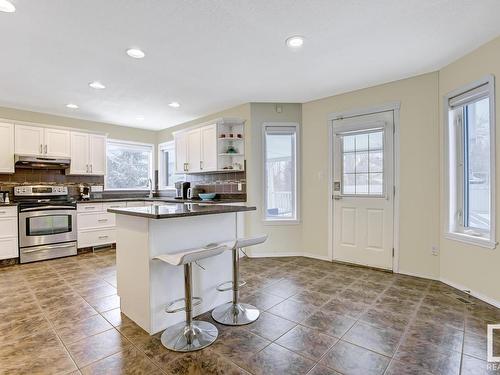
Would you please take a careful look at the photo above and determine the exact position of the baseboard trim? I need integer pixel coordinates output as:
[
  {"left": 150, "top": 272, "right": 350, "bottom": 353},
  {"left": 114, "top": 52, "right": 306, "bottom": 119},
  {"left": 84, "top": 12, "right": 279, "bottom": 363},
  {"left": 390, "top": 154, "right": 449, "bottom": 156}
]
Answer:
[
  {"left": 247, "top": 250, "right": 330, "bottom": 261},
  {"left": 397, "top": 269, "right": 440, "bottom": 281},
  {"left": 439, "top": 278, "right": 500, "bottom": 309}
]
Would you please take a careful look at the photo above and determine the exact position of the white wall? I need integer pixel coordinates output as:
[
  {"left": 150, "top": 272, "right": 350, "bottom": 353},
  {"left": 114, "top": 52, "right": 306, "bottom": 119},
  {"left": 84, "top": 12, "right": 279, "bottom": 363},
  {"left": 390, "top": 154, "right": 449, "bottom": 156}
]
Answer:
[
  {"left": 302, "top": 73, "right": 441, "bottom": 279},
  {"left": 439, "top": 36, "right": 500, "bottom": 304}
]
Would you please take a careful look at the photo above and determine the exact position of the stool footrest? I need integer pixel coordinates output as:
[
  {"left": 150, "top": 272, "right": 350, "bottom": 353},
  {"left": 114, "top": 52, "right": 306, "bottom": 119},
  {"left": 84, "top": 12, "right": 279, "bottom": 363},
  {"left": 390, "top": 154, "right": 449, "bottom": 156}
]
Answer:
[
  {"left": 216, "top": 280, "right": 246, "bottom": 292},
  {"left": 165, "top": 297, "right": 202, "bottom": 313}
]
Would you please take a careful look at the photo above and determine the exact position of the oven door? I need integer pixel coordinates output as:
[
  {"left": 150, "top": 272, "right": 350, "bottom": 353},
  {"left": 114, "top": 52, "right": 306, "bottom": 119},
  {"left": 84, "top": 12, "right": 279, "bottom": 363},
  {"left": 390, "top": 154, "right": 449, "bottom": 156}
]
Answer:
[{"left": 19, "top": 207, "right": 77, "bottom": 248}]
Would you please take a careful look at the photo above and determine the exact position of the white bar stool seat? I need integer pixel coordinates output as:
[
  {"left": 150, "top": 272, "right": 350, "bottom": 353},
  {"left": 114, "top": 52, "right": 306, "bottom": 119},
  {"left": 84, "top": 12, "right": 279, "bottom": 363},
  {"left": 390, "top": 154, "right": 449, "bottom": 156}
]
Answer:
[
  {"left": 153, "top": 242, "right": 230, "bottom": 352},
  {"left": 212, "top": 234, "right": 268, "bottom": 326}
]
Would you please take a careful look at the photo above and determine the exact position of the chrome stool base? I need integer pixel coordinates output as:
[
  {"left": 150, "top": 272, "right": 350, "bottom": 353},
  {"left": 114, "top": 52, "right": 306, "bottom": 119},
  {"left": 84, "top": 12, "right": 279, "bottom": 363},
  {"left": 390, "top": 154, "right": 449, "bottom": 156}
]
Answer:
[
  {"left": 160, "top": 320, "right": 218, "bottom": 352},
  {"left": 212, "top": 302, "right": 260, "bottom": 326}
]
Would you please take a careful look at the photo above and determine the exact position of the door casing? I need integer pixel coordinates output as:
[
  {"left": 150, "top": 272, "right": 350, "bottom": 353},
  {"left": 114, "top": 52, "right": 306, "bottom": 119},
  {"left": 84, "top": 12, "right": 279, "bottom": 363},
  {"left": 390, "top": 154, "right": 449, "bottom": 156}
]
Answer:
[{"left": 327, "top": 102, "right": 401, "bottom": 272}]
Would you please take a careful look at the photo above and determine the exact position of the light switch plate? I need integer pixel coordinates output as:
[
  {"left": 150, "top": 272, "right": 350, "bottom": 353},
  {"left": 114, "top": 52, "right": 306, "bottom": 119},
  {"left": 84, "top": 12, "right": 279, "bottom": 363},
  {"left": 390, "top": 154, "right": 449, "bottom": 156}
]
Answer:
[{"left": 90, "top": 185, "right": 104, "bottom": 193}]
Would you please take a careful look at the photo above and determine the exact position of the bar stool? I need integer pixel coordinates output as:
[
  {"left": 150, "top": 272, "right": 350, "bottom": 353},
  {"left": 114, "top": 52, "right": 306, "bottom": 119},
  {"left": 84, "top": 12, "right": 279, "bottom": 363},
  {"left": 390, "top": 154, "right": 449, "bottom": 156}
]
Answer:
[
  {"left": 153, "top": 242, "right": 231, "bottom": 352},
  {"left": 212, "top": 235, "right": 268, "bottom": 325}
]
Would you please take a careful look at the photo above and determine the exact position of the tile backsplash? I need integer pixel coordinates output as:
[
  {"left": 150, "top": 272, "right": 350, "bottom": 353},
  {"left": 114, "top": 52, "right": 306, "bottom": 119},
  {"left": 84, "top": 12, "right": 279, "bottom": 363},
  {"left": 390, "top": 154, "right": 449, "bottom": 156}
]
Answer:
[{"left": 186, "top": 171, "right": 246, "bottom": 194}]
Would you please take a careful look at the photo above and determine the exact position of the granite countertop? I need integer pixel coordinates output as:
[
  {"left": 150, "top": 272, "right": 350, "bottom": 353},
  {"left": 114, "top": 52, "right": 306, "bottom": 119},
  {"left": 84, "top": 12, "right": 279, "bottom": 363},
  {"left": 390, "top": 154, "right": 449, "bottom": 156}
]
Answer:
[
  {"left": 77, "top": 197, "right": 246, "bottom": 204},
  {"left": 108, "top": 203, "right": 256, "bottom": 219}
]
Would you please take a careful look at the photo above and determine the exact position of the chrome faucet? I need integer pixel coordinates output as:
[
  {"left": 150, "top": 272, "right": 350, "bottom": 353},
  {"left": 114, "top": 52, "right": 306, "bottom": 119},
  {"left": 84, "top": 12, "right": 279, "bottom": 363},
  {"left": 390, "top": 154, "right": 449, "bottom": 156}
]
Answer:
[{"left": 148, "top": 178, "right": 154, "bottom": 198}]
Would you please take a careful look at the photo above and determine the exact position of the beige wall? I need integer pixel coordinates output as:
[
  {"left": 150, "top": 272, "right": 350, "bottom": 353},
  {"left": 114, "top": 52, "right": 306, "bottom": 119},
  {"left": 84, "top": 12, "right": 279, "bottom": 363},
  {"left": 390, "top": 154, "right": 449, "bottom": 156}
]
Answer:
[
  {"left": 0, "top": 106, "right": 157, "bottom": 145},
  {"left": 439, "top": 37, "right": 500, "bottom": 303},
  {"left": 302, "top": 73, "right": 441, "bottom": 279}
]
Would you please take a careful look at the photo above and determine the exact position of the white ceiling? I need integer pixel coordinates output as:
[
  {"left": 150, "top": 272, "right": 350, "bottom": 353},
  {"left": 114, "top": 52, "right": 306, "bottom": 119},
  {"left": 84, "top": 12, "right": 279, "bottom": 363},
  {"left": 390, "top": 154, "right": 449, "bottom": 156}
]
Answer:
[{"left": 1, "top": 0, "right": 500, "bottom": 130}]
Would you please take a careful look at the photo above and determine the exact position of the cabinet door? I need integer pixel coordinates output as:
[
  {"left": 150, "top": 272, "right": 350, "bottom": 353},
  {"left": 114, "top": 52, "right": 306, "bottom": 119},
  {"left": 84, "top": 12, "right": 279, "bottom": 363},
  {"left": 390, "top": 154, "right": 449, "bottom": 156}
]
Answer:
[
  {"left": 69, "top": 132, "right": 90, "bottom": 175},
  {"left": 187, "top": 129, "right": 201, "bottom": 172},
  {"left": 200, "top": 124, "right": 217, "bottom": 171},
  {"left": 0, "top": 123, "right": 14, "bottom": 173},
  {"left": 174, "top": 133, "right": 188, "bottom": 173},
  {"left": 15, "top": 125, "right": 44, "bottom": 156},
  {"left": 44, "top": 128, "right": 70, "bottom": 157},
  {"left": 89, "top": 135, "right": 107, "bottom": 175}
]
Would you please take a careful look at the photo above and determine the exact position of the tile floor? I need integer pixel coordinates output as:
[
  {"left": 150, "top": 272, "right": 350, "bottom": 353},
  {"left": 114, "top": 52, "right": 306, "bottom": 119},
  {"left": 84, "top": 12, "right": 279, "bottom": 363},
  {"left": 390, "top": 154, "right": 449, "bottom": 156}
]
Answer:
[{"left": 0, "top": 250, "right": 499, "bottom": 374}]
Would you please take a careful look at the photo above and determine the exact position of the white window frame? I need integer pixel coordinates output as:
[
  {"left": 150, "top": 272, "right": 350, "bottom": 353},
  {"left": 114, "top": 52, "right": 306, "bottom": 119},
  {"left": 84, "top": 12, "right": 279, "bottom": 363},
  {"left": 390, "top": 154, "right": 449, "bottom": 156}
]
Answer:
[
  {"left": 262, "top": 122, "right": 300, "bottom": 224},
  {"left": 158, "top": 141, "right": 179, "bottom": 191},
  {"left": 443, "top": 75, "right": 496, "bottom": 249},
  {"left": 105, "top": 139, "right": 154, "bottom": 191}
]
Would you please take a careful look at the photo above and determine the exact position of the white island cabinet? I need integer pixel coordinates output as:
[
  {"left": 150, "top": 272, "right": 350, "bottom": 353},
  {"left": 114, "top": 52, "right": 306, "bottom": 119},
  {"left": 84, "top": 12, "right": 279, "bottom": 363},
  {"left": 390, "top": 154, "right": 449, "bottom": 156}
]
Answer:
[{"left": 109, "top": 203, "right": 256, "bottom": 334}]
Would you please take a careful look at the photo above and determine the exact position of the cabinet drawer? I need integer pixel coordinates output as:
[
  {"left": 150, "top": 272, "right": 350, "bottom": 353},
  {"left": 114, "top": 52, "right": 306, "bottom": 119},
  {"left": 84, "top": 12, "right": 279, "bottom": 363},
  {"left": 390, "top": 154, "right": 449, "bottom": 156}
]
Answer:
[
  {"left": 0, "top": 237, "right": 18, "bottom": 260},
  {"left": 0, "top": 206, "right": 17, "bottom": 218},
  {"left": 77, "top": 203, "right": 103, "bottom": 213},
  {"left": 78, "top": 212, "right": 116, "bottom": 230},
  {"left": 103, "top": 202, "right": 127, "bottom": 211},
  {"left": 78, "top": 229, "right": 116, "bottom": 248},
  {"left": 0, "top": 217, "right": 17, "bottom": 238}
]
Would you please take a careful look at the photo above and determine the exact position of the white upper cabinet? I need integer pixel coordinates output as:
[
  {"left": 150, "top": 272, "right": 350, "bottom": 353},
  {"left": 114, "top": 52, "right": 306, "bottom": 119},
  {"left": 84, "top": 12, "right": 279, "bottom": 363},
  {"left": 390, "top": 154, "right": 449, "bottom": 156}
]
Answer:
[
  {"left": 68, "top": 132, "right": 107, "bottom": 175},
  {"left": 14, "top": 125, "right": 70, "bottom": 157},
  {"left": 200, "top": 124, "right": 217, "bottom": 172},
  {"left": 187, "top": 128, "right": 202, "bottom": 173},
  {"left": 0, "top": 123, "right": 14, "bottom": 174},
  {"left": 69, "top": 132, "right": 90, "bottom": 174},
  {"left": 15, "top": 125, "right": 44, "bottom": 156},
  {"left": 173, "top": 118, "right": 245, "bottom": 174},
  {"left": 89, "top": 134, "right": 106, "bottom": 175},
  {"left": 45, "top": 128, "right": 71, "bottom": 157},
  {"left": 175, "top": 132, "right": 188, "bottom": 173}
]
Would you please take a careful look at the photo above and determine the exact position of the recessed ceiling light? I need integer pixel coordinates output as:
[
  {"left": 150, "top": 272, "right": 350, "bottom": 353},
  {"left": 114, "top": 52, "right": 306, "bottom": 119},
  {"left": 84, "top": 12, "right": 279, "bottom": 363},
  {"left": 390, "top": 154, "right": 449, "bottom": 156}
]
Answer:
[
  {"left": 126, "top": 48, "right": 145, "bottom": 59},
  {"left": 89, "top": 81, "right": 106, "bottom": 90},
  {"left": 286, "top": 35, "right": 304, "bottom": 49},
  {"left": 0, "top": 0, "right": 15, "bottom": 13},
  {"left": 168, "top": 102, "right": 180, "bottom": 108},
  {"left": 66, "top": 103, "right": 79, "bottom": 109},
  {"left": 136, "top": 116, "right": 145, "bottom": 121}
]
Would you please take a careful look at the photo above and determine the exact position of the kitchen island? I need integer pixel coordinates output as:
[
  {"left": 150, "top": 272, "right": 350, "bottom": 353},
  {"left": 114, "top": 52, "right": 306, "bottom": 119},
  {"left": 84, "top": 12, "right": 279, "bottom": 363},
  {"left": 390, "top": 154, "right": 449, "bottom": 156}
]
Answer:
[{"left": 108, "top": 203, "right": 256, "bottom": 335}]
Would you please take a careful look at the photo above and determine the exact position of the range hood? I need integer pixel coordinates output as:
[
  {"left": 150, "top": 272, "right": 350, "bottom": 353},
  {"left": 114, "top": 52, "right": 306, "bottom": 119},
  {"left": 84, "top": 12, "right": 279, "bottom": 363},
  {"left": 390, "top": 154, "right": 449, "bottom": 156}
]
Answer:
[{"left": 15, "top": 155, "right": 71, "bottom": 169}]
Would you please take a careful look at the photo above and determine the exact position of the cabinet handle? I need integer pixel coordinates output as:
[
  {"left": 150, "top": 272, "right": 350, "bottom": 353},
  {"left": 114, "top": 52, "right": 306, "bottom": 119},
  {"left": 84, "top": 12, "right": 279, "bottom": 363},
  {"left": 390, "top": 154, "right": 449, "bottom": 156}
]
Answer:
[
  {"left": 90, "top": 164, "right": 93, "bottom": 173},
  {"left": 86, "top": 164, "right": 89, "bottom": 173},
  {"left": 39, "top": 144, "right": 43, "bottom": 154},
  {"left": 98, "top": 235, "right": 109, "bottom": 239},
  {"left": 200, "top": 160, "right": 203, "bottom": 170},
  {"left": 98, "top": 219, "right": 108, "bottom": 222},
  {"left": 0, "top": 211, "right": 5, "bottom": 214},
  {"left": 44, "top": 145, "right": 47, "bottom": 154},
  {"left": 84, "top": 206, "right": 95, "bottom": 210}
]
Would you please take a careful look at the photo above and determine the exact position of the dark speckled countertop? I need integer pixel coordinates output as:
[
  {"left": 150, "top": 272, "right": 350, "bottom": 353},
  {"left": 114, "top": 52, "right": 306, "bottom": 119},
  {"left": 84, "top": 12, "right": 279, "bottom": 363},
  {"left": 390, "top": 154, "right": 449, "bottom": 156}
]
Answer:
[
  {"left": 77, "top": 197, "right": 246, "bottom": 204},
  {"left": 108, "top": 203, "right": 256, "bottom": 219}
]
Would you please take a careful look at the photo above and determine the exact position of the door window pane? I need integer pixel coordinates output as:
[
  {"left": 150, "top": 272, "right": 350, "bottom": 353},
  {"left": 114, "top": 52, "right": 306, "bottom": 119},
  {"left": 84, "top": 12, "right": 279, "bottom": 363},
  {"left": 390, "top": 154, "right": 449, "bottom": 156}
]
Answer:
[
  {"left": 264, "top": 126, "right": 298, "bottom": 221},
  {"left": 341, "top": 130, "right": 384, "bottom": 195}
]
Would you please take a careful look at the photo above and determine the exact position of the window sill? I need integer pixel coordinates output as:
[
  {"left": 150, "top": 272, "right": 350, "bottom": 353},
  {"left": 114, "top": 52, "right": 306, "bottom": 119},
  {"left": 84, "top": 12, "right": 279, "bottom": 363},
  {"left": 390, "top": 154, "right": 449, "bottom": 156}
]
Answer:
[
  {"left": 444, "top": 232, "right": 497, "bottom": 249},
  {"left": 263, "top": 219, "right": 301, "bottom": 226}
]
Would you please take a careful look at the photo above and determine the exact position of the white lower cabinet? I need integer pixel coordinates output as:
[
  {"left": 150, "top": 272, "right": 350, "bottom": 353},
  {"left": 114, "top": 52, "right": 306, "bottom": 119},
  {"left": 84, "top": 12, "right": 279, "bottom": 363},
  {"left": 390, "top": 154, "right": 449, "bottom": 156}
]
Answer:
[
  {"left": 0, "top": 207, "right": 18, "bottom": 260},
  {"left": 78, "top": 229, "right": 117, "bottom": 248},
  {"left": 77, "top": 202, "right": 121, "bottom": 248}
]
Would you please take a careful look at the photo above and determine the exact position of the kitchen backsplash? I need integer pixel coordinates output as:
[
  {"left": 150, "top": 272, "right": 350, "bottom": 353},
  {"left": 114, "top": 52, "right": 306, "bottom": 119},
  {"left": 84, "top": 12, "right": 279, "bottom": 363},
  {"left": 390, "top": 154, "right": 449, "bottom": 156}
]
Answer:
[{"left": 185, "top": 171, "right": 246, "bottom": 194}]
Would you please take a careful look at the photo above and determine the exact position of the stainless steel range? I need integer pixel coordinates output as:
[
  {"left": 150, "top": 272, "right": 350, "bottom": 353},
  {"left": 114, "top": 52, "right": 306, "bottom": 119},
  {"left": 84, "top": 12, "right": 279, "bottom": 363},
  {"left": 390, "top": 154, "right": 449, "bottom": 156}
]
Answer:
[{"left": 15, "top": 185, "right": 77, "bottom": 263}]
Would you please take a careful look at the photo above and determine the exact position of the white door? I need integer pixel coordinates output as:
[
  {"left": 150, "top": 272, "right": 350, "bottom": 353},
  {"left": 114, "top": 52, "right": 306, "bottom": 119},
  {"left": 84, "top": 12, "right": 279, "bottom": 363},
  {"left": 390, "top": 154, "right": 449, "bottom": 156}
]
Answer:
[
  {"left": 0, "top": 123, "right": 14, "bottom": 173},
  {"left": 89, "top": 135, "right": 106, "bottom": 175},
  {"left": 15, "top": 125, "right": 44, "bottom": 156},
  {"left": 44, "top": 128, "right": 70, "bottom": 157},
  {"left": 174, "top": 133, "right": 188, "bottom": 173},
  {"left": 200, "top": 124, "right": 217, "bottom": 171},
  {"left": 187, "top": 129, "right": 201, "bottom": 172},
  {"left": 332, "top": 111, "right": 394, "bottom": 270},
  {"left": 69, "top": 132, "right": 90, "bottom": 175}
]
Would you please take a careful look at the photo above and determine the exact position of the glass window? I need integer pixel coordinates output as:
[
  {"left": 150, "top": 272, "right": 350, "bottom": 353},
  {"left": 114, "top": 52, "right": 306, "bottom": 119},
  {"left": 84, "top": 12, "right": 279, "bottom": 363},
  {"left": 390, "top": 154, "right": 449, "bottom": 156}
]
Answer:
[
  {"left": 446, "top": 79, "right": 495, "bottom": 246},
  {"left": 341, "top": 130, "right": 384, "bottom": 195},
  {"left": 158, "top": 141, "right": 182, "bottom": 190},
  {"left": 105, "top": 140, "right": 153, "bottom": 190},
  {"left": 264, "top": 125, "right": 299, "bottom": 221}
]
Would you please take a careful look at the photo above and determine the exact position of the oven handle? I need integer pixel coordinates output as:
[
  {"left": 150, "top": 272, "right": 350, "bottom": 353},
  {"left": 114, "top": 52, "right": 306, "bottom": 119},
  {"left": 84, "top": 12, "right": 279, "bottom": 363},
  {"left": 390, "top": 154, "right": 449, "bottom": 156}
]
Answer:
[
  {"left": 20, "top": 206, "right": 77, "bottom": 212},
  {"left": 22, "top": 243, "right": 75, "bottom": 253}
]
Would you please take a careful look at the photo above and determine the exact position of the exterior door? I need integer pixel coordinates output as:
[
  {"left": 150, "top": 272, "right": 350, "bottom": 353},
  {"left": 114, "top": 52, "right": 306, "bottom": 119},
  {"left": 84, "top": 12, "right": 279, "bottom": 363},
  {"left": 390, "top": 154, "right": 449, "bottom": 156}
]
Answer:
[{"left": 332, "top": 111, "right": 394, "bottom": 270}]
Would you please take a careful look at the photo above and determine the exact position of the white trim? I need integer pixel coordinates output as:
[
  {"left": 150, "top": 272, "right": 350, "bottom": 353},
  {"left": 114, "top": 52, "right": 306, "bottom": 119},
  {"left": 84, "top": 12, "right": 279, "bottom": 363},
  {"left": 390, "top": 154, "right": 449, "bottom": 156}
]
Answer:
[
  {"left": 442, "top": 75, "right": 497, "bottom": 250},
  {"left": 247, "top": 250, "right": 331, "bottom": 262},
  {"left": 440, "top": 277, "right": 500, "bottom": 309},
  {"left": 397, "top": 270, "right": 440, "bottom": 281},
  {"left": 327, "top": 102, "right": 401, "bottom": 272},
  {"left": 262, "top": 122, "right": 301, "bottom": 224},
  {"left": 0, "top": 117, "right": 108, "bottom": 136},
  {"left": 157, "top": 140, "right": 178, "bottom": 191},
  {"left": 171, "top": 117, "right": 245, "bottom": 136}
]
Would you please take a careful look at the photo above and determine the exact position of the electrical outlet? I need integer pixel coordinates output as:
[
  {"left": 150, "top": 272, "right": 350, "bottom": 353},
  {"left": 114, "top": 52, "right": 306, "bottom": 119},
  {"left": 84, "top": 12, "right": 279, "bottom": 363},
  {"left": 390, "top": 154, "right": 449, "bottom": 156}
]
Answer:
[
  {"left": 237, "top": 182, "right": 242, "bottom": 191},
  {"left": 431, "top": 245, "right": 439, "bottom": 256}
]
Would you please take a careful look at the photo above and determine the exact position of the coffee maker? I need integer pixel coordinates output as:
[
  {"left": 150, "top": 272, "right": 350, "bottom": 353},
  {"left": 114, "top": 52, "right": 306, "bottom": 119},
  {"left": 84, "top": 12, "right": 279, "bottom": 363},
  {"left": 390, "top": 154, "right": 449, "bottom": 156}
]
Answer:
[{"left": 174, "top": 181, "right": 190, "bottom": 199}]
